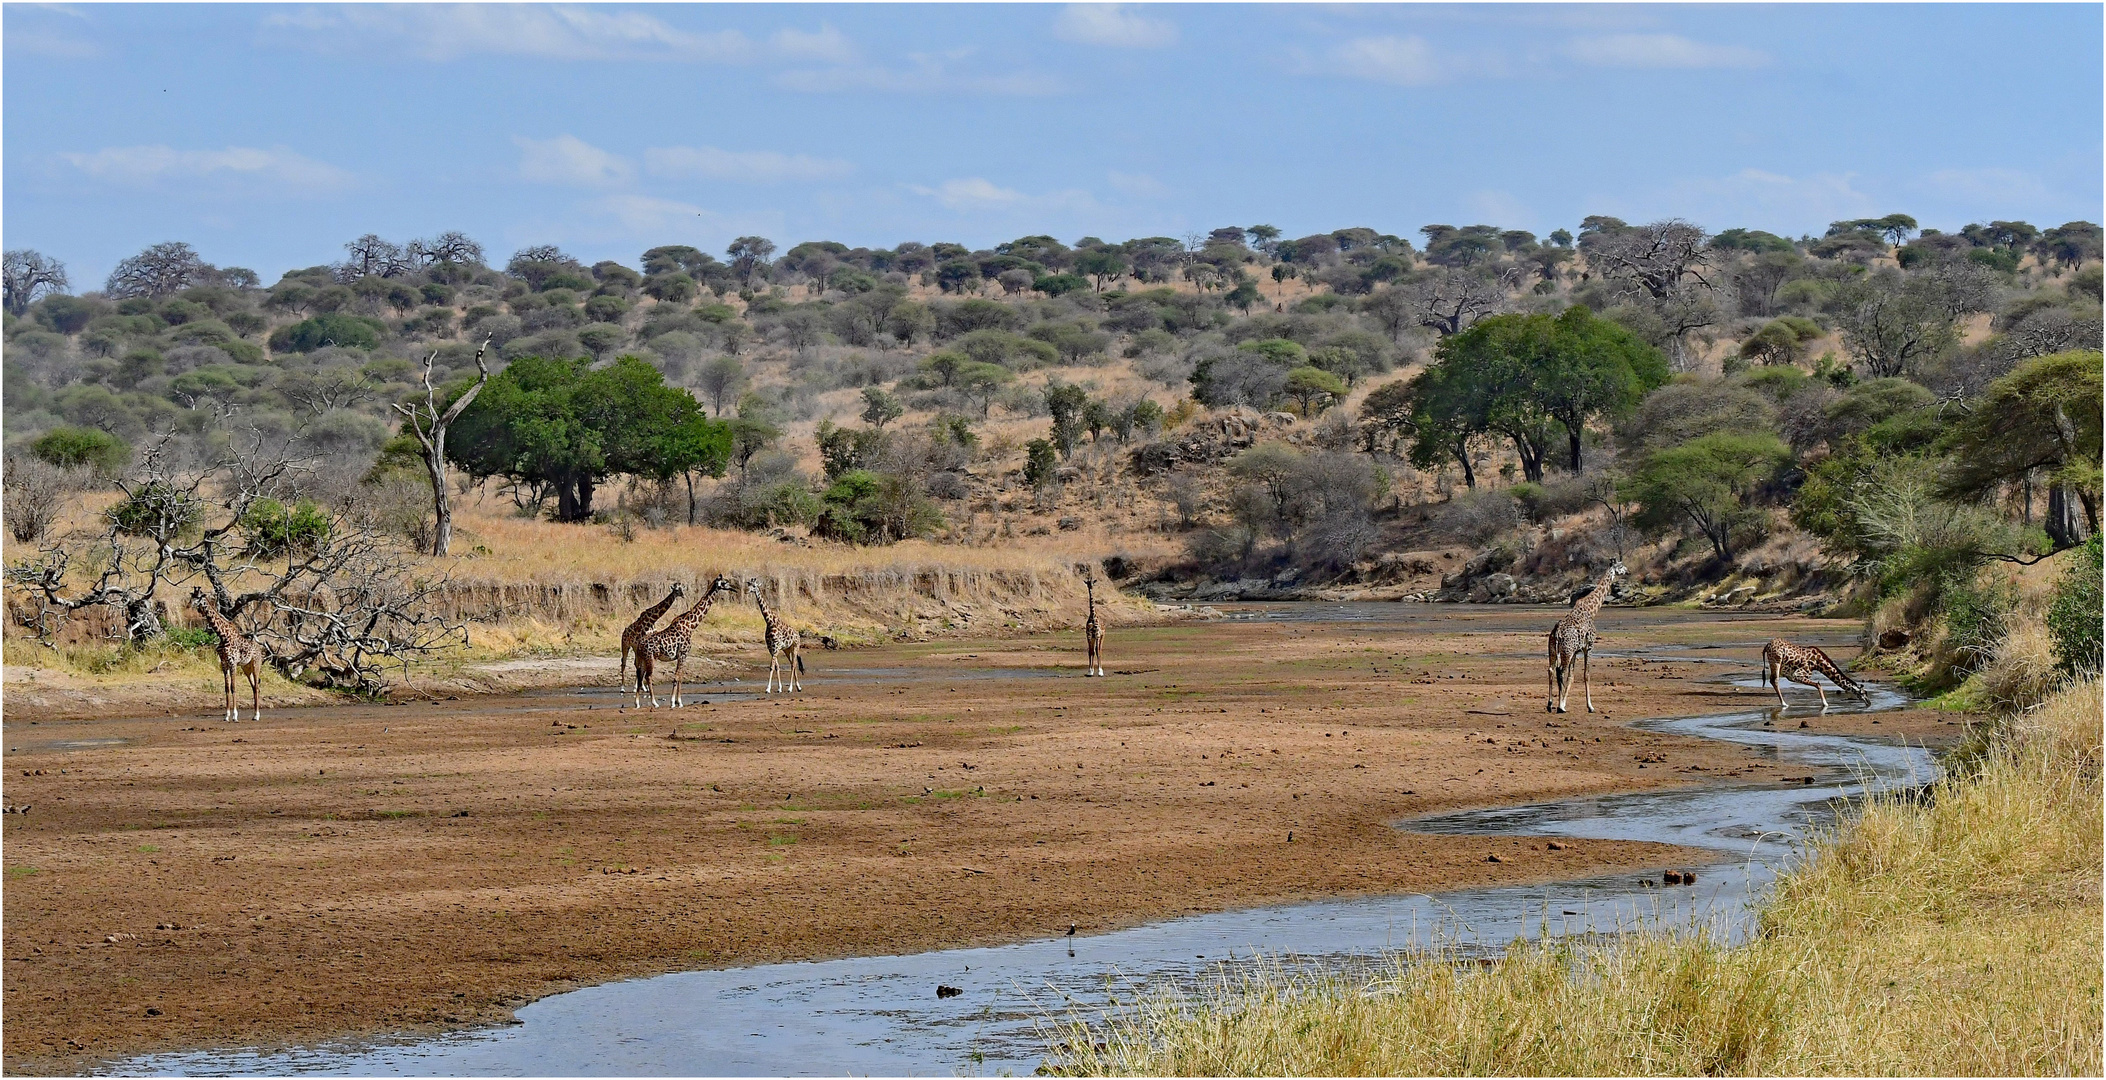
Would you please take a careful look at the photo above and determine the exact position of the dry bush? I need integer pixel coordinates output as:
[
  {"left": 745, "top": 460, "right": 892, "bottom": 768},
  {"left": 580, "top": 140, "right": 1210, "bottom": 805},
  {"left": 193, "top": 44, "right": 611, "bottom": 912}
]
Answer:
[{"left": 2, "top": 453, "right": 89, "bottom": 542}]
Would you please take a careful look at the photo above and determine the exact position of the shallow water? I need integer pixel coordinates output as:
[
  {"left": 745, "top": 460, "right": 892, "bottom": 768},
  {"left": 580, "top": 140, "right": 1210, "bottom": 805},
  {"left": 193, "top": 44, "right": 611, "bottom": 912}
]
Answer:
[{"left": 118, "top": 613, "right": 1931, "bottom": 1078}]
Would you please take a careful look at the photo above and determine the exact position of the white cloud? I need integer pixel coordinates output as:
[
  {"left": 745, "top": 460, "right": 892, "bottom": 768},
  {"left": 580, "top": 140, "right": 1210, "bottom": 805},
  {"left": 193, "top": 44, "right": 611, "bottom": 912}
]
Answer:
[
  {"left": 593, "top": 193, "right": 714, "bottom": 234},
  {"left": 1564, "top": 33, "right": 1767, "bottom": 69},
  {"left": 263, "top": 5, "right": 760, "bottom": 62},
  {"left": 1325, "top": 36, "right": 1449, "bottom": 86},
  {"left": 1054, "top": 5, "right": 1178, "bottom": 49},
  {"left": 777, "top": 55, "right": 1062, "bottom": 96},
  {"left": 1107, "top": 171, "right": 1170, "bottom": 198},
  {"left": 771, "top": 24, "right": 855, "bottom": 63},
  {"left": 515, "top": 135, "right": 633, "bottom": 188},
  {"left": 909, "top": 177, "right": 1096, "bottom": 214},
  {"left": 1922, "top": 167, "right": 2050, "bottom": 206},
  {"left": 645, "top": 146, "right": 853, "bottom": 184},
  {"left": 58, "top": 145, "right": 354, "bottom": 190}
]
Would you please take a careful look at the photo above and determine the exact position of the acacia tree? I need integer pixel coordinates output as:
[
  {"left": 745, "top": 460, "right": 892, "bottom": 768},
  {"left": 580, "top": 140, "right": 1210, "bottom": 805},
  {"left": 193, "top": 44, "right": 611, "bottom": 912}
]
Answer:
[
  {"left": 1623, "top": 432, "right": 1790, "bottom": 562},
  {"left": 3, "top": 249, "right": 69, "bottom": 315},
  {"left": 1939, "top": 349, "right": 2103, "bottom": 548},
  {"left": 1412, "top": 309, "right": 1667, "bottom": 482},
  {"left": 389, "top": 336, "right": 491, "bottom": 556}
]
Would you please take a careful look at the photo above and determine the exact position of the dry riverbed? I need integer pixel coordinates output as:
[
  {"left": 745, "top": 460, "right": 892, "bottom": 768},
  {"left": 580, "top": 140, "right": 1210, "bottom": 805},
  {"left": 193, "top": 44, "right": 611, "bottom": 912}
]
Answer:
[{"left": 0, "top": 605, "right": 1961, "bottom": 1074}]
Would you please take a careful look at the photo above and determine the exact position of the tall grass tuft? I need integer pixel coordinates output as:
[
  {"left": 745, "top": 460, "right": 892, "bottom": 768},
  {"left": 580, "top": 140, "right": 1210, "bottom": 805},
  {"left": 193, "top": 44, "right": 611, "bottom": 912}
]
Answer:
[{"left": 1051, "top": 678, "right": 2103, "bottom": 1076}]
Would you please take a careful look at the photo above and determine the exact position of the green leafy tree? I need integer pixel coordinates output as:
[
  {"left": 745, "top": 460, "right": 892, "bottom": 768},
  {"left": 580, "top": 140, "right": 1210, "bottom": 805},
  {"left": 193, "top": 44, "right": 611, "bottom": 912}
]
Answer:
[
  {"left": 1938, "top": 349, "right": 2102, "bottom": 548},
  {"left": 447, "top": 354, "right": 724, "bottom": 522},
  {"left": 860, "top": 386, "right": 905, "bottom": 431},
  {"left": 1044, "top": 382, "right": 1089, "bottom": 459},
  {"left": 1074, "top": 249, "right": 1128, "bottom": 293},
  {"left": 1431, "top": 307, "right": 1668, "bottom": 476},
  {"left": 1283, "top": 365, "right": 1347, "bottom": 416},
  {"left": 813, "top": 469, "right": 943, "bottom": 545},
  {"left": 2047, "top": 533, "right": 2103, "bottom": 673},
  {"left": 1623, "top": 432, "right": 1791, "bottom": 562},
  {"left": 1023, "top": 438, "right": 1059, "bottom": 488},
  {"left": 957, "top": 361, "right": 1013, "bottom": 417}
]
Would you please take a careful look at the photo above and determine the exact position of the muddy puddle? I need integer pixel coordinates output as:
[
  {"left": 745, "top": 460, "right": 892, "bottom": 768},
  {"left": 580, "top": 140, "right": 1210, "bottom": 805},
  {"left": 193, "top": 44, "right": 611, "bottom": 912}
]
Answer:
[{"left": 115, "top": 605, "right": 1930, "bottom": 1078}]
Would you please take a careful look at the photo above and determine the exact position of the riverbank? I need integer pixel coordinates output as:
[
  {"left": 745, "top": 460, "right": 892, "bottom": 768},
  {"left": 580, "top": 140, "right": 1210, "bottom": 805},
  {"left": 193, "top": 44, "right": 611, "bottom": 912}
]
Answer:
[
  {"left": 1050, "top": 676, "right": 2101, "bottom": 1076},
  {"left": 0, "top": 607, "right": 1959, "bottom": 1074}
]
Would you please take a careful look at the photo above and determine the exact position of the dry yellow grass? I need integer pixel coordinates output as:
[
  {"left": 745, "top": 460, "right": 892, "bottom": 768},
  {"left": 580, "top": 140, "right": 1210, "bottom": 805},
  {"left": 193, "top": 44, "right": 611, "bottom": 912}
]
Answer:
[{"left": 1051, "top": 676, "right": 2104, "bottom": 1076}]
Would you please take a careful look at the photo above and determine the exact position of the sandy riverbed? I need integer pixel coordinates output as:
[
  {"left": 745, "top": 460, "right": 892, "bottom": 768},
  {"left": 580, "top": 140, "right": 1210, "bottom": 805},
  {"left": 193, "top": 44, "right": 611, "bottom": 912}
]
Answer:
[{"left": 0, "top": 605, "right": 1962, "bottom": 1074}]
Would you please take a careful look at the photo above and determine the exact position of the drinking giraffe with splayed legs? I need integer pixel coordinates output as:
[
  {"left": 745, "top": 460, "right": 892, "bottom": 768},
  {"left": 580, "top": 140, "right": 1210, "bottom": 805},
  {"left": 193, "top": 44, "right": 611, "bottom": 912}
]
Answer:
[{"left": 1762, "top": 638, "right": 1871, "bottom": 711}]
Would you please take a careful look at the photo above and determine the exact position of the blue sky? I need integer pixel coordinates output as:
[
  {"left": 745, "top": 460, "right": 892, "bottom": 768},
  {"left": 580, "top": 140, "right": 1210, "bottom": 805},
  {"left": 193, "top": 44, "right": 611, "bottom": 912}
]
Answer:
[{"left": 6, "top": 3, "right": 2100, "bottom": 288}]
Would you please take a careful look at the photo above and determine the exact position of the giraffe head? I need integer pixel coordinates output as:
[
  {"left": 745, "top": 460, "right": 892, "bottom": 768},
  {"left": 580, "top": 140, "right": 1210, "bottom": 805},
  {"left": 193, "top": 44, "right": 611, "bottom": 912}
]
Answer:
[
  {"left": 1607, "top": 562, "right": 1627, "bottom": 580},
  {"left": 668, "top": 581, "right": 687, "bottom": 599},
  {"left": 707, "top": 575, "right": 736, "bottom": 597},
  {"left": 189, "top": 587, "right": 210, "bottom": 614},
  {"left": 745, "top": 578, "right": 765, "bottom": 599}
]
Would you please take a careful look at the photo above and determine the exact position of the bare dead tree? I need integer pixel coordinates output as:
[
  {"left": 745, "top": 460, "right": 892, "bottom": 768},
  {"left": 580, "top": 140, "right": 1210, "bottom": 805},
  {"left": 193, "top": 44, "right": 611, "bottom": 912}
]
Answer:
[
  {"left": 1407, "top": 269, "right": 1506, "bottom": 336},
  {"left": 5, "top": 426, "right": 467, "bottom": 693},
  {"left": 390, "top": 336, "right": 491, "bottom": 556},
  {"left": 1586, "top": 220, "right": 1716, "bottom": 300}
]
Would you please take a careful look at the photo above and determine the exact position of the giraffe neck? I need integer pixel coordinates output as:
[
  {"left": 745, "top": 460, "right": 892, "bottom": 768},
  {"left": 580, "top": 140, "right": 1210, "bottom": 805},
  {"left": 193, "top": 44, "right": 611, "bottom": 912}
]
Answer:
[
  {"left": 1573, "top": 572, "right": 1616, "bottom": 623},
  {"left": 637, "top": 590, "right": 681, "bottom": 625},
  {"left": 754, "top": 593, "right": 778, "bottom": 632},
  {"left": 665, "top": 594, "right": 715, "bottom": 635},
  {"left": 201, "top": 606, "right": 243, "bottom": 640}
]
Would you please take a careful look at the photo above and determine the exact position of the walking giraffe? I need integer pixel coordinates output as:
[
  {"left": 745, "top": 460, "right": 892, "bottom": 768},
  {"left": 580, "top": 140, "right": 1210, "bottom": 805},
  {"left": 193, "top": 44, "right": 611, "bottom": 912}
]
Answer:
[
  {"left": 190, "top": 587, "right": 263, "bottom": 722},
  {"left": 1762, "top": 638, "right": 1871, "bottom": 711},
  {"left": 632, "top": 576, "right": 735, "bottom": 708},
  {"left": 618, "top": 582, "right": 684, "bottom": 683},
  {"left": 1547, "top": 563, "right": 1627, "bottom": 714},
  {"left": 1082, "top": 575, "right": 1105, "bottom": 677},
  {"left": 747, "top": 579, "right": 804, "bottom": 693}
]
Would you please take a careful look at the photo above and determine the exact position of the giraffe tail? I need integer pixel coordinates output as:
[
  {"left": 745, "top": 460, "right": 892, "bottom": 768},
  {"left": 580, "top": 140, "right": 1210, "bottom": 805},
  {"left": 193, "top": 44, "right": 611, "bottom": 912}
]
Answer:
[
  {"left": 618, "top": 646, "right": 628, "bottom": 679},
  {"left": 795, "top": 653, "right": 805, "bottom": 674}
]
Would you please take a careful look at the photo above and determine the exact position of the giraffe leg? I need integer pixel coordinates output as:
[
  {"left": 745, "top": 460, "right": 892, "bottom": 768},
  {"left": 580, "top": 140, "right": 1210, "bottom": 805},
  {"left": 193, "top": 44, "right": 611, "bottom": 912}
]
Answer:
[
  {"left": 223, "top": 664, "right": 236, "bottom": 722},
  {"left": 1771, "top": 658, "right": 1788, "bottom": 707},
  {"left": 1583, "top": 649, "right": 1595, "bottom": 713},
  {"left": 672, "top": 656, "right": 685, "bottom": 708},
  {"left": 249, "top": 659, "right": 262, "bottom": 722},
  {"left": 765, "top": 654, "right": 776, "bottom": 694},
  {"left": 1547, "top": 659, "right": 1558, "bottom": 713},
  {"left": 791, "top": 645, "right": 802, "bottom": 691}
]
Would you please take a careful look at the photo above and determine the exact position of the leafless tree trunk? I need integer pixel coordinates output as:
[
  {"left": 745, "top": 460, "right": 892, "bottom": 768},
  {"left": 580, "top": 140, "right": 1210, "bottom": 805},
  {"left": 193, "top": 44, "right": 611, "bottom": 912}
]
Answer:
[{"left": 391, "top": 337, "right": 490, "bottom": 556}]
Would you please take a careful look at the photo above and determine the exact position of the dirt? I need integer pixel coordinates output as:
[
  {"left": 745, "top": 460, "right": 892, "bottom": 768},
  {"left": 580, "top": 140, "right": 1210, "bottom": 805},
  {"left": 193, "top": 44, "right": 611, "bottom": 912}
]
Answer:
[{"left": 0, "top": 605, "right": 1952, "bottom": 1074}]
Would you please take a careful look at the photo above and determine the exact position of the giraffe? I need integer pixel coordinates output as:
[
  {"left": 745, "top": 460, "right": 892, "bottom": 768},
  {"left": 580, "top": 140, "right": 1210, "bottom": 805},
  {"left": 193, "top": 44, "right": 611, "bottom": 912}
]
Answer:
[
  {"left": 1082, "top": 575, "right": 1106, "bottom": 677},
  {"left": 190, "top": 587, "right": 263, "bottom": 722},
  {"left": 618, "top": 582, "right": 684, "bottom": 683},
  {"left": 1547, "top": 563, "right": 1627, "bottom": 714},
  {"left": 747, "top": 579, "right": 803, "bottom": 693},
  {"left": 632, "top": 576, "right": 735, "bottom": 708},
  {"left": 1762, "top": 638, "right": 1871, "bottom": 711}
]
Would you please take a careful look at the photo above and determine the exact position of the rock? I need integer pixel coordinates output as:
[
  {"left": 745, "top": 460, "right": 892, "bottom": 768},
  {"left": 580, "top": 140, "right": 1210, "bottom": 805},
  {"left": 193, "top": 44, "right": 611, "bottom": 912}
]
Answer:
[
  {"left": 1878, "top": 627, "right": 1912, "bottom": 650},
  {"left": 936, "top": 984, "right": 963, "bottom": 998},
  {"left": 1546, "top": 841, "right": 1566, "bottom": 851},
  {"left": 1485, "top": 854, "right": 1503, "bottom": 863}
]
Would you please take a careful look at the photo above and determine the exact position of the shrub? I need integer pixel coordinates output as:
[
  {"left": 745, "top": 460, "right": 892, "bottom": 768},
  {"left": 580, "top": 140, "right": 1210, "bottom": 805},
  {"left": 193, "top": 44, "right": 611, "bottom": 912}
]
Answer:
[
  {"left": 1024, "top": 438, "right": 1059, "bottom": 489},
  {"left": 269, "top": 313, "right": 385, "bottom": 353},
  {"left": 238, "top": 497, "right": 332, "bottom": 558},
  {"left": 2048, "top": 533, "right": 2104, "bottom": 673},
  {"left": 31, "top": 425, "right": 130, "bottom": 475}
]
